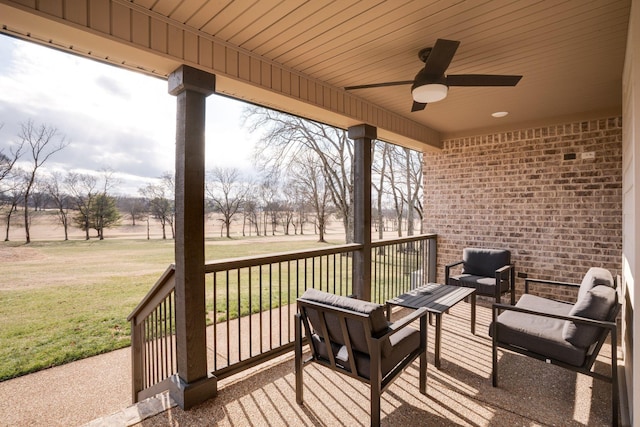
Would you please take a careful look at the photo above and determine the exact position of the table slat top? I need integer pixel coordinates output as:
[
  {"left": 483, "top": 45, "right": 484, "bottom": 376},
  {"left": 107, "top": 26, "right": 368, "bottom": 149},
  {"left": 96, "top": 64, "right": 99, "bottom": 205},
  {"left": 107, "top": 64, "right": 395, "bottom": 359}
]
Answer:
[{"left": 386, "top": 283, "right": 475, "bottom": 314}]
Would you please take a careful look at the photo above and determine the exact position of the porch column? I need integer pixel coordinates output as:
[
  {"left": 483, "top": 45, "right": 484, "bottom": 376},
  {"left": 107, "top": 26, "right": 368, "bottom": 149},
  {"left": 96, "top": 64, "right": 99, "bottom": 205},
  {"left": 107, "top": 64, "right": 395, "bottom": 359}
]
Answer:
[
  {"left": 348, "top": 124, "right": 376, "bottom": 301},
  {"left": 168, "top": 65, "right": 217, "bottom": 409}
]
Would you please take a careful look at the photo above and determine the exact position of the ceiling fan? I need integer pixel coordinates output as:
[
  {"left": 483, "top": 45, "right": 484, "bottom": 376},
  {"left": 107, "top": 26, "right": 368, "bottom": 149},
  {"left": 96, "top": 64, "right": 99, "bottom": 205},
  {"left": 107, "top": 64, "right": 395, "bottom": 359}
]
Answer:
[{"left": 344, "top": 39, "right": 522, "bottom": 112}]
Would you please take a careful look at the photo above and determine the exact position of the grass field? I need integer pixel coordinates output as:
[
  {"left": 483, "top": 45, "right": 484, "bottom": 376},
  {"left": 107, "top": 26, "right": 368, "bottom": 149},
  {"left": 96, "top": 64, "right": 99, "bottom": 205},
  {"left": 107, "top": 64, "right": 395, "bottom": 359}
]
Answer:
[{"left": 0, "top": 236, "right": 335, "bottom": 381}]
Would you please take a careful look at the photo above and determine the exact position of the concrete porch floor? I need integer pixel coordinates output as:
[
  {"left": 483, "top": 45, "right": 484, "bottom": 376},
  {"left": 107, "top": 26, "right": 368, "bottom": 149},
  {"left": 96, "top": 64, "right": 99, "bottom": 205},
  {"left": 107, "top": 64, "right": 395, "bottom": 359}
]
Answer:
[{"left": 0, "top": 302, "right": 620, "bottom": 426}]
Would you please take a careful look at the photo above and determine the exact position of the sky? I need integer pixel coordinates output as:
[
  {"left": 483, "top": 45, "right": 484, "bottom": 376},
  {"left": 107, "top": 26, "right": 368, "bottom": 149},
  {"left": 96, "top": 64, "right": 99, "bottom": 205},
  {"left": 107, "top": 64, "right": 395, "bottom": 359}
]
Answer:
[{"left": 0, "top": 35, "right": 258, "bottom": 195}]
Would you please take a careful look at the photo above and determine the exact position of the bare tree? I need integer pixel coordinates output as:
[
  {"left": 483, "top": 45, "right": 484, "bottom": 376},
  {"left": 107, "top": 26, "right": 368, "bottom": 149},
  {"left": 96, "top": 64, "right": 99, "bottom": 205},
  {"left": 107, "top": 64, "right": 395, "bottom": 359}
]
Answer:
[
  {"left": 118, "top": 196, "right": 147, "bottom": 226},
  {"left": 159, "top": 172, "right": 176, "bottom": 239},
  {"left": 18, "top": 120, "right": 68, "bottom": 243},
  {"left": 241, "top": 198, "right": 260, "bottom": 237},
  {"left": 66, "top": 172, "right": 98, "bottom": 240},
  {"left": 30, "top": 180, "right": 51, "bottom": 211},
  {"left": 278, "top": 194, "right": 296, "bottom": 235},
  {"left": 206, "top": 167, "right": 249, "bottom": 239},
  {"left": 245, "top": 107, "right": 354, "bottom": 243},
  {"left": 289, "top": 153, "right": 333, "bottom": 242},
  {"left": 385, "top": 145, "right": 406, "bottom": 237},
  {"left": 0, "top": 123, "right": 25, "bottom": 191},
  {"left": 258, "top": 178, "right": 279, "bottom": 236},
  {"left": 139, "top": 172, "right": 175, "bottom": 240},
  {"left": 404, "top": 148, "right": 423, "bottom": 235},
  {"left": 45, "top": 171, "right": 72, "bottom": 240},
  {"left": 372, "top": 140, "right": 390, "bottom": 240},
  {"left": 287, "top": 182, "right": 309, "bottom": 236},
  {"left": 2, "top": 175, "right": 25, "bottom": 241}
]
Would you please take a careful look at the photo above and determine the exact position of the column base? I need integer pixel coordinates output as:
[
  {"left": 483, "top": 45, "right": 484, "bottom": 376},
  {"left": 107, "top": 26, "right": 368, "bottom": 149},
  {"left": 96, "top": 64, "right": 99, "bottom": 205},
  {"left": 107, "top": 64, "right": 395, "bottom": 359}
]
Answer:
[{"left": 169, "top": 374, "right": 217, "bottom": 410}]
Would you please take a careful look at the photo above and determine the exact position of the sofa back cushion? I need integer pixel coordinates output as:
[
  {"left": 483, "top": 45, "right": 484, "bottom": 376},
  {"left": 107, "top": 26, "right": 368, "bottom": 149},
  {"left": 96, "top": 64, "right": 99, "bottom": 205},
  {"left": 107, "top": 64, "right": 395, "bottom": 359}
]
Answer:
[
  {"left": 299, "top": 289, "right": 391, "bottom": 356},
  {"left": 462, "top": 248, "right": 511, "bottom": 277},
  {"left": 577, "top": 267, "right": 614, "bottom": 301},
  {"left": 563, "top": 284, "right": 617, "bottom": 348}
]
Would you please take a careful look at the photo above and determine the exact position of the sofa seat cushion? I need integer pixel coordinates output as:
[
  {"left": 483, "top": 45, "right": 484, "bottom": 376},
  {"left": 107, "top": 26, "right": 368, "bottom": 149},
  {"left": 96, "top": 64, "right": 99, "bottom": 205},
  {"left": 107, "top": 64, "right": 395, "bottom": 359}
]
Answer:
[
  {"left": 491, "top": 294, "right": 586, "bottom": 367},
  {"left": 448, "top": 274, "right": 510, "bottom": 296},
  {"left": 335, "top": 325, "right": 420, "bottom": 380},
  {"left": 563, "top": 284, "right": 617, "bottom": 348},
  {"left": 300, "top": 289, "right": 392, "bottom": 356}
]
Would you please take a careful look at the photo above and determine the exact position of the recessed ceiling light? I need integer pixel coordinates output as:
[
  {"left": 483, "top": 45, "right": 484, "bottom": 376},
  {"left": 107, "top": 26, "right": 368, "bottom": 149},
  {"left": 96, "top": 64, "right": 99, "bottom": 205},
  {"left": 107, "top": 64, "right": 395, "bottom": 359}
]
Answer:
[{"left": 492, "top": 111, "right": 509, "bottom": 118}]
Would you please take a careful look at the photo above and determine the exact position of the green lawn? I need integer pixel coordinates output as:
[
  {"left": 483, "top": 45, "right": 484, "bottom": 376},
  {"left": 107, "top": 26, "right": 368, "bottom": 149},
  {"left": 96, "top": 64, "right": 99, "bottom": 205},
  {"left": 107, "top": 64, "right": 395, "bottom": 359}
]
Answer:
[{"left": 0, "top": 237, "right": 332, "bottom": 381}]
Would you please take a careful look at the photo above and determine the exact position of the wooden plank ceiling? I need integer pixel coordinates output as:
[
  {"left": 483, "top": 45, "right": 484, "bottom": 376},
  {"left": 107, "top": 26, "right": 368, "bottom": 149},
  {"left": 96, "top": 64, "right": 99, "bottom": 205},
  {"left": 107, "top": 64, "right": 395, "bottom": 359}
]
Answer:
[
  {"left": 0, "top": 0, "right": 631, "bottom": 140},
  {"left": 134, "top": 0, "right": 631, "bottom": 137}
]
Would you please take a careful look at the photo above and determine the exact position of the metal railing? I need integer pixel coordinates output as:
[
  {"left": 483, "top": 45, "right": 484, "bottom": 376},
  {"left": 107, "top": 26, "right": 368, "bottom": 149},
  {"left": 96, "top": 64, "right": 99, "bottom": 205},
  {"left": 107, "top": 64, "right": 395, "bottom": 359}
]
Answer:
[
  {"left": 371, "top": 234, "right": 437, "bottom": 304},
  {"left": 128, "top": 233, "right": 437, "bottom": 402},
  {"left": 128, "top": 265, "right": 177, "bottom": 401}
]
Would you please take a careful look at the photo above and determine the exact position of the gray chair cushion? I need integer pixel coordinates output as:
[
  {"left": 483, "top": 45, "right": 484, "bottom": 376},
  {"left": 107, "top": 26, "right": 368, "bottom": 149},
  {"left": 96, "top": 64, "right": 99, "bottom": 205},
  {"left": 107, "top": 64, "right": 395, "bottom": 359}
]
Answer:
[
  {"left": 491, "top": 294, "right": 586, "bottom": 366},
  {"left": 451, "top": 274, "right": 510, "bottom": 296},
  {"left": 577, "top": 267, "right": 614, "bottom": 301},
  {"left": 563, "top": 285, "right": 617, "bottom": 348},
  {"left": 299, "top": 289, "right": 392, "bottom": 356},
  {"left": 461, "top": 248, "right": 511, "bottom": 278},
  {"left": 336, "top": 325, "right": 420, "bottom": 380}
]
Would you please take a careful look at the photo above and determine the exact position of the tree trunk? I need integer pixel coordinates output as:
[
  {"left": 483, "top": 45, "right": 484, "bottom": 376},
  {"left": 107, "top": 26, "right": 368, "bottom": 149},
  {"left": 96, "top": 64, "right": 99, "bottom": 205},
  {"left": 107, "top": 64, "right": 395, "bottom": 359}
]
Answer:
[
  {"left": 84, "top": 217, "right": 90, "bottom": 240},
  {"left": 24, "top": 194, "right": 31, "bottom": 243},
  {"left": 61, "top": 213, "right": 68, "bottom": 241},
  {"left": 4, "top": 211, "right": 12, "bottom": 241}
]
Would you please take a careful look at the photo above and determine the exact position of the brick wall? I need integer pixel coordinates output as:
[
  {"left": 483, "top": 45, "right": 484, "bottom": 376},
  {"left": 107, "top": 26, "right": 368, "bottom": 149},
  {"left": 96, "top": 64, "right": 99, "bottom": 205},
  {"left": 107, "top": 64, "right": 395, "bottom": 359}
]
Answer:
[{"left": 423, "top": 116, "right": 622, "bottom": 301}]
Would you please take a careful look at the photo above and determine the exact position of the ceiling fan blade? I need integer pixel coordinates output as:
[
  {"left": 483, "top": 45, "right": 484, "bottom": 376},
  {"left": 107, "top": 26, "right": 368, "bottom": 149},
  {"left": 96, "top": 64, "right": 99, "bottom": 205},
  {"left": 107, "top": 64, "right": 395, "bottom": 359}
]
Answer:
[
  {"left": 446, "top": 74, "right": 522, "bottom": 86},
  {"left": 345, "top": 80, "right": 413, "bottom": 90},
  {"left": 411, "top": 101, "right": 427, "bottom": 112},
  {"left": 423, "top": 39, "right": 460, "bottom": 76}
]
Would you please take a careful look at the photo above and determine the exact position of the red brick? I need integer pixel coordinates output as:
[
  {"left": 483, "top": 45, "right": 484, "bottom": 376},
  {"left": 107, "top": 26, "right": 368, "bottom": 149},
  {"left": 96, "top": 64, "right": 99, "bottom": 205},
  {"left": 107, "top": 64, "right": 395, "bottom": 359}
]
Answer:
[{"left": 424, "top": 116, "right": 622, "bottom": 300}]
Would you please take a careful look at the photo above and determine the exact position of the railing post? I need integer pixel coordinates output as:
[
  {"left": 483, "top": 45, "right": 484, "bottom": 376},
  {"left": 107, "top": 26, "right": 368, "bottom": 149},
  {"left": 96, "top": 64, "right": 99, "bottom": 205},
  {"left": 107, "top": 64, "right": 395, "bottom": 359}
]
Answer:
[
  {"left": 130, "top": 319, "right": 144, "bottom": 402},
  {"left": 348, "top": 124, "right": 376, "bottom": 301},
  {"left": 428, "top": 236, "right": 437, "bottom": 283},
  {"left": 168, "top": 65, "right": 217, "bottom": 409}
]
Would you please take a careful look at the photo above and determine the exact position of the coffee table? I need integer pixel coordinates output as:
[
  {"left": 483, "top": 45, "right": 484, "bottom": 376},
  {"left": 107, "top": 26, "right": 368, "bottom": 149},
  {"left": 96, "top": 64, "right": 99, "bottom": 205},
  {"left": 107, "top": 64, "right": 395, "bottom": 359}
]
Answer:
[{"left": 386, "top": 283, "right": 476, "bottom": 369}]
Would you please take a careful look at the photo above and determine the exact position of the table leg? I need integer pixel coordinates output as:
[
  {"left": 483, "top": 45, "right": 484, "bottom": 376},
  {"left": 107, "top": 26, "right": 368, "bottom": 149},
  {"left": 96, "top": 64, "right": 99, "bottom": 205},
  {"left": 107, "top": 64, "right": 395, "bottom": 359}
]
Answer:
[
  {"left": 471, "top": 292, "right": 476, "bottom": 335},
  {"left": 435, "top": 313, "right": 442, "bottom": 369}
]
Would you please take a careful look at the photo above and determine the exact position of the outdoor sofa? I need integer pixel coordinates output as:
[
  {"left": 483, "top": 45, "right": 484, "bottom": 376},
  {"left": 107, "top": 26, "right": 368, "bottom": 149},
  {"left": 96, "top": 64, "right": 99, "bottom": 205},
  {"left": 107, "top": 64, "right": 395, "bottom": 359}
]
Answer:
[{"left": 490, "top": 267, "right": 620, "bottom": 426}]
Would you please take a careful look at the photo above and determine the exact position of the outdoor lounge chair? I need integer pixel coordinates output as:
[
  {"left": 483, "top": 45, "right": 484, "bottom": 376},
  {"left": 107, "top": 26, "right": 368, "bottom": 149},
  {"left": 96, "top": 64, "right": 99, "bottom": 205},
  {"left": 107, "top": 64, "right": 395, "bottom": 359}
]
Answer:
[
  {"left": 490, "top": 267, "right": 620, "bottom": 426},
  {"left": 445, "top": 247, "right": 515, "bottom": 331},
  {"left": 295, "top": 288, "right": 428, "bottom": 427}
]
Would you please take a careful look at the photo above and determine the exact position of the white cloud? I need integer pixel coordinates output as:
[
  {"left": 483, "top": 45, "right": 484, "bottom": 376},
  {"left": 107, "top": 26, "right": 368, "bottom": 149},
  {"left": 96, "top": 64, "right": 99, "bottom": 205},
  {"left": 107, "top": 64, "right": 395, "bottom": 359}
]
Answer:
[{"left": 0, "top": 35, "right": 258, "bottom": 194}]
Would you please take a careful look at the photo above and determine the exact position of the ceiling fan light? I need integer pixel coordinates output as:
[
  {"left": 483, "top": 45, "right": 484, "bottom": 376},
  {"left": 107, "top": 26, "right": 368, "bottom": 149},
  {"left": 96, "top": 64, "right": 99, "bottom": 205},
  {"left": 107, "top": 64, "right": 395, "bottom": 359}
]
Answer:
[{"left": 412, "top": 83, "right": 448, "bottom": 103}]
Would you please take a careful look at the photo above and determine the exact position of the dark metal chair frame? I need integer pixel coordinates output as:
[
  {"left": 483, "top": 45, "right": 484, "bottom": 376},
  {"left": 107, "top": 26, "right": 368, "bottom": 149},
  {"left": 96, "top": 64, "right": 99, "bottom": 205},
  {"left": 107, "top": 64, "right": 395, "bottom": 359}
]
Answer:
[
  {"left": 295, "top": 297, "right": 428, "bottom": 427},
  {"left": 491, "top": 277, "right": 621, "bottom": 426},
  {"left": 445, "top": 258, "right": 516, "bottom": 305},
  {"left": 445, "top": 249, "right": 515, "bottom": 334}
]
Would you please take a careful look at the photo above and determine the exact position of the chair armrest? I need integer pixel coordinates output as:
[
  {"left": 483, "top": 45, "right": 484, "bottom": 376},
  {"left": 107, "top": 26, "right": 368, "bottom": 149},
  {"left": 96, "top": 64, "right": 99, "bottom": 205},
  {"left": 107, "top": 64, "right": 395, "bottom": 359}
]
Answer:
[
  {"left": 380, "top": 307, "right": 429, "bottom": 340},
  {"left": 524, "top": 278, "right": 580, "bottom": 294},
  {"left": 495, "top": 264, "right": 512, "bottom": 277},
  {"left": 445, "top": 260, "right": 464, "bottom": 282},
  {"left": 492, "top": 302, "right": 618, "bottom": 329},
  {"left": 445, "top": 260, "right": 464, "bottom": 270}
]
